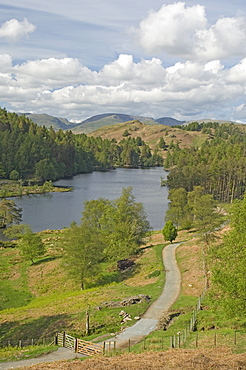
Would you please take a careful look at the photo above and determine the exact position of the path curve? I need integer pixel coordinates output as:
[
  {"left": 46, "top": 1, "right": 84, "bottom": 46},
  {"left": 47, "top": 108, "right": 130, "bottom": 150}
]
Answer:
[
  {"left": 106, "top": 242, "right": 181, "bottom": 348},
  {"left": 0, "top": 242, "right": 181, "bottom": 369}
]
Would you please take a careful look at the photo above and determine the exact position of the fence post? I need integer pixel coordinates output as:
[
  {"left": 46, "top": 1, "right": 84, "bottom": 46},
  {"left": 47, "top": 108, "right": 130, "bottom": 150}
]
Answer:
[
  {"left": 170, "top": 336, "right": 173, "bottom": 348},
  {"left": 214, "top": 333, "right": 217, "bottom": 346},
  {"left": 19, "top": 340, "right": 22, "bottom": 348},
  {"left": 178, "top": 333, "right": 180, "bottom": 348},
  {"left": 143, "top": 338, "right": 146, "bottom": 350},
  {"left": 63, "top": 332, "right": 66, "bottom": 347},
  {"left": 103, "top": 342, "right": 106, "bottom": 354},
  {"left": 54, "top": 334, "right": 58, "bottom": 345},
  {"left": 75, "top": 338, "right": 78, "bottom": 353},
  {"left": 128, "top": 339, "right": 131, "bottom": 352}
]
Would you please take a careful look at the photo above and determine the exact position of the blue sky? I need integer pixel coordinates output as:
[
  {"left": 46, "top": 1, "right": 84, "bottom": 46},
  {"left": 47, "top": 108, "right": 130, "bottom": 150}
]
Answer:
[{"left": 1, "top": 0, "right": 246, "bottom": 122}]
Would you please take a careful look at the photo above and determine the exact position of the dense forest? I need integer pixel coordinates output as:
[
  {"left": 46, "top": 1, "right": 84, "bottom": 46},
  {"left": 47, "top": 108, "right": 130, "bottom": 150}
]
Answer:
[
  {"left": 165, "top": 121, "right": 246, "bottom": 202},
  {"left": 0, "top": 108, "right": 163, "bottom": 181}
]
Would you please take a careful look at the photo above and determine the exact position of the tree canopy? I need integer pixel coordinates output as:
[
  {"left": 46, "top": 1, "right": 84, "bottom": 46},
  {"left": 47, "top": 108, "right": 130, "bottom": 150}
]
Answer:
[
  {"left": 62, "top": 188, "right": 150, "bottom": 288},
  {"left": 162, "top": 220, "right": 177, "bottom": 243},
  {"left": 0, "top": 108, "right": 163, "bottom": 181},
  {"left": 210, "top": 194, "right": 246, "bottom": 319},
  {"left": 164, "top": 122, "right": 246, "bottom": 203},
  {"left": 0, "top": 199, "right": 22, "bottom": 228}
]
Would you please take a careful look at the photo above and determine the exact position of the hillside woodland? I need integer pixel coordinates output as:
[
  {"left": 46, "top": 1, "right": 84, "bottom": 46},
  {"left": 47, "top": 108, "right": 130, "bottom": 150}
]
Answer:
[
  {"left": 0, "top": 108, "right": 246, "bottom": 367},
  {"left": 0, "top": 108, "right": 163, "bottom": 182}
]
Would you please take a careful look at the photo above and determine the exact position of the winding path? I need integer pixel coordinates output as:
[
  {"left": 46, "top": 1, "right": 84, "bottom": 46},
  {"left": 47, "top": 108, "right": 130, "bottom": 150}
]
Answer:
[
  {"left": 105, "top": 242, "right": 181, "bottom": 348},
  {"left": 0, "top": 242, "right": 181, "bottom": 369}
]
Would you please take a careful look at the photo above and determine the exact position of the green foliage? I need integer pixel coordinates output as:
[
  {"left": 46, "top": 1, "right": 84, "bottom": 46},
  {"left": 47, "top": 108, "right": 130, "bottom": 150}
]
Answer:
[
  {"left": 0, "top": 108, "right": 162, "bottom": 181},
  {"left": 19, "top": 230, "right": 46, "bottom": 264},
  {"left": 80, "top": 188, "right": 150, "bottom": 263},
  {"left": 0, "top": 199, "right": 22, "bottom": 228},
  {"left": 165, "top": 122, "right": 246, "bottom": 202},
  {"left": 162, "top": 221, "right": 177, "bottom": 242},
  {"left": 165, "top": 186, "right": 224, "bottom": 244},
  {"left": 188, "top": 186, "right": 224, "bottom": 242},
  {"left": 0, "top": 345, "right": 58, "bottom": 362},
  {"left": 62, "top": 222, "right": 104, "bottom": 290},
  {"left": 122, "top": 129, "right": 130, "bottom": 137},
  {"left": 9, "top": 170, "right": 20, "bottom": 181},
  {"left": 159, "top": 137, "right": 166, "bottom": 149},
  {"left": 210, "top": 194, "right": 246, "bottom": 319},
  {"left": 165, "top": 187, "right": 190, "bottom": 229}
]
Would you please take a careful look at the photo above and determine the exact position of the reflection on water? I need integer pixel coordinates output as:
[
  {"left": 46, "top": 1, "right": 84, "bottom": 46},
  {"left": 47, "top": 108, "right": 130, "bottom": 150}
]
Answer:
[{"left": 12, "top": 168, "right": 169, "bottom": 232}]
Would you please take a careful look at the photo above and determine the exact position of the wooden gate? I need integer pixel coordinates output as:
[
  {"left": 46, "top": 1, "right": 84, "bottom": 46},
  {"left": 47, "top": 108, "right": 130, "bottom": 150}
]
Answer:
[
  {"left": 56, "top": 332, "right": 103, "bottom": 356},
  {"left": 76, "top": 338, "right": 102, "bottom": 356}
]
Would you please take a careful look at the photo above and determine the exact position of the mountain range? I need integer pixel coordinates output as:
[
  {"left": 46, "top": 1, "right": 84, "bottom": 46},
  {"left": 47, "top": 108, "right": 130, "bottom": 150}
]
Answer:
[{"left": 19, "top": 112, "right": 185, "bottom": 133}]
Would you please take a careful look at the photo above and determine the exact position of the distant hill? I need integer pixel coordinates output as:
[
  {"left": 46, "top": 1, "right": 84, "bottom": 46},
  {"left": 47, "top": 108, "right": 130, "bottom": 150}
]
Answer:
[
  {"left": 19, "top": 112, "right": 186, "bottom": 133},
  {"left": 19, "top": 112, "right": 239, "bottom": 133},
  {"left": 18, "top": 113, "right": 77, "bottom": 131},
  {"left": 156, "top": 117, "right": 185, "bottom": 126},
  {"left": 72, "top": 113, "right": 159, "bottom": 133}
]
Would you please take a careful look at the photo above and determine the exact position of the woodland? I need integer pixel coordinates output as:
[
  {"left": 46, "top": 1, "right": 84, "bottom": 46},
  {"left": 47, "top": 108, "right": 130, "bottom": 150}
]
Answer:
[
  {"left": 165, "top": 121, "right": 246, "bottom": 203},
  {"left": 0, "top": 108, "right": 163, "bottom": 182}
]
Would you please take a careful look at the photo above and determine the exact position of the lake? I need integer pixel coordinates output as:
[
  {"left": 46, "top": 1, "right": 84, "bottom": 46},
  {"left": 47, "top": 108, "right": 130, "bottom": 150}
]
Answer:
[{"left": 9, "top": 168, "right": 169, "bottom": 232}]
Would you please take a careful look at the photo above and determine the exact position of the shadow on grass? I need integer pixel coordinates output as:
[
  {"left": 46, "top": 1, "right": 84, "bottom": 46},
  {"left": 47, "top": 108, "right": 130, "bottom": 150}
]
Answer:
[
  {"left": 89, "top": 263, "right": 141, "bottom": 288},
  {"left": 33, "top": 255, "right": 62, "bottom": 266},
  {"left": 0, "top": 314, "right": 70, "bottom": 347}
]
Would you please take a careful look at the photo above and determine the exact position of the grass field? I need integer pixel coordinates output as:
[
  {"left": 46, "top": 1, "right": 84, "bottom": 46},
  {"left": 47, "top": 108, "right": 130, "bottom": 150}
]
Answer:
[{"left": 0, "top": 228, "right": 245, "bottom": 365}]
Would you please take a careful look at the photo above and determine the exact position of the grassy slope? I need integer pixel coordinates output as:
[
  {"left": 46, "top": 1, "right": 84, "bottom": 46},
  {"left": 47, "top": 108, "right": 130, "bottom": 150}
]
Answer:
[
  {"left": 0, "top": 228, "right": 245, "bottom": 364},
  {"left": 132, "top": 229, "right": 246, "bottom": 354},
  {"left": 88, "top": 120, "right": 208, "bottom": 152},
  {"left": 0, "top": 230, "right": 166, "bottom": 349}
]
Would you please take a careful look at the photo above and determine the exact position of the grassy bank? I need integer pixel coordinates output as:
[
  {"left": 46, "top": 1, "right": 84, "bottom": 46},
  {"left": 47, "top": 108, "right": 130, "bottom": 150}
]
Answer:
[
  {"left": 0, "top": 231, "right": 166, "bottom": 354},
  {"left": 0, "top": 180, "right": 71, "bottom": 198},
  {"left": 0, "top": 228, "right": 245, "bottom": 363},
  {"left": 128, "top": 231, "right": 246, "bottom": 354}
]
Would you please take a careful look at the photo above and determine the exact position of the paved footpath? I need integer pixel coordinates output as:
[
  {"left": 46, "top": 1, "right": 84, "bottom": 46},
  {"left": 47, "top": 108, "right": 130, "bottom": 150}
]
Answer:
[
  {"left": 0, "top": 242, "right": 181, "bottom": 369},
  {"left": 0, "top": 347, "right": 84, "bottom": 370},
  {"left": 105, "top": 242, "right": 181, "bottom": 348}
]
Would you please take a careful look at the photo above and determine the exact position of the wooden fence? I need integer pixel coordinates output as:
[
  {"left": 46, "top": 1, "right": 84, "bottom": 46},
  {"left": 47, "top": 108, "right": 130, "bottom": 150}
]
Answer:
[{"left": 56, "top": 332, "right": 103, "bottom": 356}]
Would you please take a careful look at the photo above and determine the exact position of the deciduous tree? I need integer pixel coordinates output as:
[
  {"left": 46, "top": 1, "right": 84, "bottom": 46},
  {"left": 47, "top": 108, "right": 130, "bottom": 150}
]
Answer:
[
  {"left": 210, "top": 194, "right": 246, "bottom": 318},
  {"left": 63, "top": 222, "right": 104, "bottom": 290},
  {"left": 0, "top": 199, "right": 22, "bottom": 228}
]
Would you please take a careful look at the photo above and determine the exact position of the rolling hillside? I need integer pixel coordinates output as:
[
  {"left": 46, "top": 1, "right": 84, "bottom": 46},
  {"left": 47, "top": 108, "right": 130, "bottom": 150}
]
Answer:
[
  {"left": 88, "top": 119, "right": 207, "bottom": 150},
  {"left": 19, "top": 112, "right": 185, "bottom": 133}
]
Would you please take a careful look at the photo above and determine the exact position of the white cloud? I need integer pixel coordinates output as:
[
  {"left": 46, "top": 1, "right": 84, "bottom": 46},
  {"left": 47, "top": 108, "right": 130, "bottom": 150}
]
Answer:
[
  {"left": 1, "top": 53, "right": 246, "bottom": 122},
  {"left": 131, "top": 2, "right": 246, "bottom": 62},
  {"left": 14, "top": 57, "right": 95, "bottom": 88},
  {"left": 0, "top": 54, "right": 13, "bottom": 70},
  {"left": 131, "top": 2, "right": 207, "bottom": 57},
  {"left": 0, "top": 18, "right": 36, "bottom": 42}
]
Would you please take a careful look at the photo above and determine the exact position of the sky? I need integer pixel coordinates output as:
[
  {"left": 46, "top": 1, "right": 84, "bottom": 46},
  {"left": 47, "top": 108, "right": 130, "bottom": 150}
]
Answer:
[{"left": 1, "top": 1, "right": 246, "bottom": 123}]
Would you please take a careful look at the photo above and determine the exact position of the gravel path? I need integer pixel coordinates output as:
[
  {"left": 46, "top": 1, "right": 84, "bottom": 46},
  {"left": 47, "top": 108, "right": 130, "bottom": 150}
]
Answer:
[
  {"left": 0, "top": 242, "right": 181, "bottom": 369},
  {"left": 105, "top": 242, "right": 181, "bottom": 348},
  {"left": 0, "top": 347, "right": 84, "bottom": 370}
]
